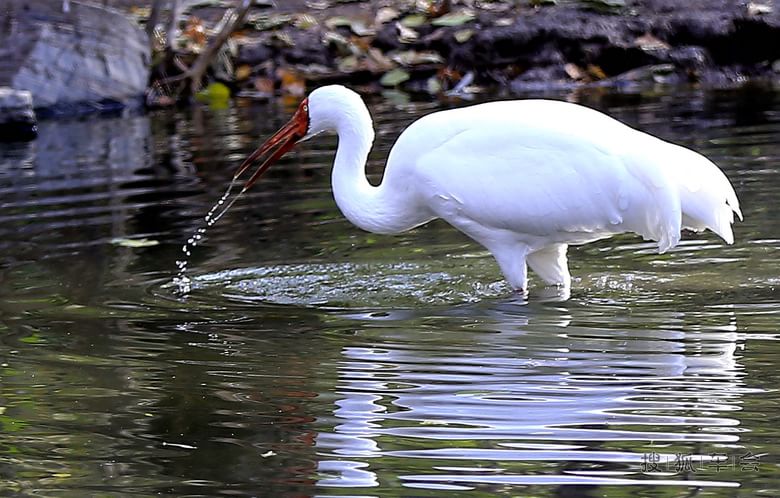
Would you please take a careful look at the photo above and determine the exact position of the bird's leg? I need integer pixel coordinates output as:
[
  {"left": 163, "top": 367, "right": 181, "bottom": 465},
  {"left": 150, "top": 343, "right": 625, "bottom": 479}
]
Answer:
[
  {"left": 490, "top": 244, "right": 529, "bottom": 292},
  {"left": 527, "top": 244, "right": 571, "bottom": 289}
]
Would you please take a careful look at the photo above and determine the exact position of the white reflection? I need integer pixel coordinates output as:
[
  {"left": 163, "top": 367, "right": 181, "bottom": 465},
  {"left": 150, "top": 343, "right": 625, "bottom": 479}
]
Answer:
[{"left": 317, "top": 306, "right": 749, "bottom": 489}]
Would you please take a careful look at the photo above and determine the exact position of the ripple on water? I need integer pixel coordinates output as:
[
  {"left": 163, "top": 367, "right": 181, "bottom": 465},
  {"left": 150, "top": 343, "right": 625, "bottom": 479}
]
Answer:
[{"left": 181, "top": 261, "right": 515, "bottom": 307}]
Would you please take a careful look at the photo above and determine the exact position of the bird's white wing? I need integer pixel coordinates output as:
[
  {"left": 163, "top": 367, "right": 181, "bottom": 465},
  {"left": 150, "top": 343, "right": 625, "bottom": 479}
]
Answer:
[{"left": 389, "top": 100, "right": 684, "bottom": 250}]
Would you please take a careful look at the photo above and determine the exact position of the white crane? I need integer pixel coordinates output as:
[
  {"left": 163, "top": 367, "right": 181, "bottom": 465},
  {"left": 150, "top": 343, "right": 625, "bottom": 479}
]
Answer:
[{"left": 234, "top": 85, "right": 742, "bottom": 293}]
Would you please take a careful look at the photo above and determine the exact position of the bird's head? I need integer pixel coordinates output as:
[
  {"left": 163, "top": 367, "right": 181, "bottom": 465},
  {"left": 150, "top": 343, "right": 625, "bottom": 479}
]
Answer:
[{"left": 234, "top": 85, "right": 364, "bottom": 191}]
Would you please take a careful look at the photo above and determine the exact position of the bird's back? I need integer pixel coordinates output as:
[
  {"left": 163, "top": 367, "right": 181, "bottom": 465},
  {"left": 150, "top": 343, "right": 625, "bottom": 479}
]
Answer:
[{"left": 385, "top": 99, "right": 741, "bottom": 252}]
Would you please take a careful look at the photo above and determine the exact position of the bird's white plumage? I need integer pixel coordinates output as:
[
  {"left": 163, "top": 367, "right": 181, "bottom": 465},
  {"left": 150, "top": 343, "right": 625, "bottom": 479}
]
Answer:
[{"left": 303, "top": 85, "right": 741, "bottom": 292}]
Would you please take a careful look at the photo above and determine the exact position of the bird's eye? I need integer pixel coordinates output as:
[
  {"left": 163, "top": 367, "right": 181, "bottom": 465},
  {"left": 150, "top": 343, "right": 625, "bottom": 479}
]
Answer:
[{"left": 303, "top": 104, "right": 309, "bottom": 113}]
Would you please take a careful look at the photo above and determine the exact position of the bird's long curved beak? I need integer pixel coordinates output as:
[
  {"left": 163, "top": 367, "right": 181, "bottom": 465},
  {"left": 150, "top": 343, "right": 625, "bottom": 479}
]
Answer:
[{"left": 234, "top": 98, "right": 310, "bottom": 191}]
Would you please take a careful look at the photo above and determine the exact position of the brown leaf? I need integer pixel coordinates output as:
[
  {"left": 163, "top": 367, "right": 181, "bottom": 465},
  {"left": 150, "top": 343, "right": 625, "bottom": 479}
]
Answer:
[
  {"left": 277, "top": 68, "right": 306, "bottom": 96},
  {"left": 235, "top": 64, "right": 252, "bottom": 81},
  {"left": 634, "top": 33, "right": 670, "bottom": 51},
  {"left": 253, "top": 77, "right": 275, "bottom": 95},
  {"left": 587, "top": 64, "right": 607, "bottom": 80},
  {"left": 183, "top": 17, "right": 207, "bottom": 47}
]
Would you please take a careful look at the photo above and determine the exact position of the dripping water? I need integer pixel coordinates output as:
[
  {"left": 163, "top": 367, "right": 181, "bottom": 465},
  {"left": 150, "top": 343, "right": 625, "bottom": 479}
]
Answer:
[{"left": 173, "top": 177, "right": 247, "bottom": 294}]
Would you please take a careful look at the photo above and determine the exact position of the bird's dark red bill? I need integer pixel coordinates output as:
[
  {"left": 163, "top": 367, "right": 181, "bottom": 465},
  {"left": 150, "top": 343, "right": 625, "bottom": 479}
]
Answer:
[{"left": 234, "top": 98, "right": 309, "bottom": 191}]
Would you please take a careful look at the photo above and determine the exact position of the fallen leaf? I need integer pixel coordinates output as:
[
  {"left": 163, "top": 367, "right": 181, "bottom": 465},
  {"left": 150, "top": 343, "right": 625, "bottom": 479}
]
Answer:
[
  {"left": 380, "top": 68, "right": 410, "bottom": 86},
  {"left": 400, "top": 14, "right": 426, "bottom": 27},
  {"left": 250, "top": 13, "right": 293, "bottom": 31},
  {"left": 325, "top": 16, "right": 352, "bottom": 29},
  {"left": 431, "top": 11, "right": 475, "bottom": 27},
  {"left": 253, "top": 77, "right": 275, "bottom": 94},
  {"left": 396, "top": 22, "right": 419, "bottom": 43},
  {"left": 293, "top": 13, "right": 318, "bottom": 30},
  {"left": 366, "top": 47, "right": 395, "bottom": 70},
  {"left": 337, "top": 55, "right": 360, "bottom": 72},
  {"left": 392, "top": 50, "right": 444, "bottom": 66},
  {"left": 323, "top": 31, "right": 353, "bottom": 56},
  {"left": 634, "top": 33, "right": 670, "bottom": 51},
  {"left": 325, "top": 16, "right": 376, "bottom": 36},
  {"left": 183, "top": 17, "right": 207, "bottom": 47},
  {"left": 428, "top": 0, "right": 452, "bottom": 16},
  {"left": 348, "top": 19, "right": 376, "bottom": 37},
  {"left": 234, "top": 64, "right": 252, "bottom": 80},
  {"left": 111, "top": 237, "right": 161, "bottom": 248},
  {"left": 454, "top": 28, "right": 474, "bottom": 43},
  {"left": 381, "top": 89, "right": 410, "bottom": 105},
  {"left": 270, "top": 31, "right": 295, "bottom": 47},
  {"left": 564, "top": 62, "right": 585, "bottom": 80},
  {"left": 426, "top": 75, "right": 442, "bottom": 94},
  {"left": 375, "top": 7, "right": 400, "bottom": 25},
  {"left": 277, "top": 68, "right": 306, "bottom": 96},
  {"left": 129, "top": 6, "right": 151, "bottom": 18},
  {"left": 587, "top": 64, "right": 607, "bottom": 80},
  {"left": 305, "top": 0, "right": 330, "bottom": 8},
  {"left": 579, "top": 0, "right": 626, "bottom": 13},
  {"left": 478, "top": 0, "right": 513, "bottom": 11}
]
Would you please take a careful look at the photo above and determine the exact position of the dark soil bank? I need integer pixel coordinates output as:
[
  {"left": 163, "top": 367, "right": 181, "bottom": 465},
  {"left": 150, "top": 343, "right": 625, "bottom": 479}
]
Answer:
[{"left": 228, "top": 0, "right": 780, "bottom": 94}]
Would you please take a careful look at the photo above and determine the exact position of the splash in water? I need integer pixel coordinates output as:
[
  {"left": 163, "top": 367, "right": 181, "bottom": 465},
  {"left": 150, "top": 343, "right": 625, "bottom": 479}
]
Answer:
[{"left": 173, "top": 177, "right": 247, "bottom": 294}]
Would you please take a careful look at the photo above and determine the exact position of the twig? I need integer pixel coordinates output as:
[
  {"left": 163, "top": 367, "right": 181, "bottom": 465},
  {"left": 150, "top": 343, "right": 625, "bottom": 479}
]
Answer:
[{"left": 186, "top": 0, "right": 252, "bottom": 94}]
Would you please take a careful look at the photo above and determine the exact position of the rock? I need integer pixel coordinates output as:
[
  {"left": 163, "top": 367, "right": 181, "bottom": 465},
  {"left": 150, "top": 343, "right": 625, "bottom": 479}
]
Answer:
[
  {"left": 237, "top": 41, "right": 274, "bottom": 66},
  {"left": 0, "top": 0, "right": 150, "bottom": 110},
  {"left": 0, "top": 87, "right": 37, "bottom": 141}
]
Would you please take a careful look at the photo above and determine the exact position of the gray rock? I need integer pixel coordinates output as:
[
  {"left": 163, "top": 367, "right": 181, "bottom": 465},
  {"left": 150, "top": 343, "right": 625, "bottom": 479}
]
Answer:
[
  {"left": 0, "top": 0, "right": 150, "bottom": 109},
  {"left": 0, "top": 87, "right": 36, "bottom": 141}
]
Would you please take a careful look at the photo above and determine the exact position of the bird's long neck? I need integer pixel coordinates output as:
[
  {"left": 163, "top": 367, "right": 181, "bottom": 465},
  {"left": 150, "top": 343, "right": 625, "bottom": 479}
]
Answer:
[{"left": 330, "top": 103, "right": 430, "bottom": 235}]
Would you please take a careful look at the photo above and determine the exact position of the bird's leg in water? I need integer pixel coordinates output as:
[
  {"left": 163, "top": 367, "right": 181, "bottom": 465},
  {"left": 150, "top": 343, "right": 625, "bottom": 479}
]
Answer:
[
  {"left": 490, "top": 244, "right": 530, "bottom": 292},
  {"left": 527, "top": 244, "right": 572, "bottom": 289}
]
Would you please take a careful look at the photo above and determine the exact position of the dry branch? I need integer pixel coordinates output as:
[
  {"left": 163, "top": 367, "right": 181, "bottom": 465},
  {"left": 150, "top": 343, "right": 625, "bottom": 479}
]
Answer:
[{"left": 186, "top": 0, "right": 252, "bottom": 94}]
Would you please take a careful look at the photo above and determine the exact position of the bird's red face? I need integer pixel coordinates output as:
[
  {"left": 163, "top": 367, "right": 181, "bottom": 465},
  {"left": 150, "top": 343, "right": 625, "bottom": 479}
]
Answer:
[{"left": 234, "top": 98, "right": 310, "bottom": 191}]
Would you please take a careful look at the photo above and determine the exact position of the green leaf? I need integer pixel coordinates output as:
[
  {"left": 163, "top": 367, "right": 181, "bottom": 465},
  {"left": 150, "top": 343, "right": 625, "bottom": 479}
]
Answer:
[
  {"left": 20, "top": 333, "right": 45, "bottom": 344},
  {"left": 381, "top": 89, "right": 410, "bottom": 105},
  {"left": 195, "top": 82, "right": 231, "bottom": 108},
  {"left": 431, "top": 12, "right": 475, "bottom": 27},
  {"left": 400, "top": 14, "right": 426, "bottom": 27},
  {"left": 454, "top": 28, "right": 474, "bottom": 43},
  {"left": 111, "top": 237, "right": 160, "bottom": 248},
  {"left": 380, "top": 68, "right": 410, "bottom": 87},
  {"left": 426, "top": 76, "right": 442, "bottom": 94}
]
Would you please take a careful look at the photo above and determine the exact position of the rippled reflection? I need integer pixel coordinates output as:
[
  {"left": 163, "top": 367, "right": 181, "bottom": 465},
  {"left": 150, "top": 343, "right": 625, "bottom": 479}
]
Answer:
[{"left": 316, "top": 307, "right": 749, "bottom": 490}]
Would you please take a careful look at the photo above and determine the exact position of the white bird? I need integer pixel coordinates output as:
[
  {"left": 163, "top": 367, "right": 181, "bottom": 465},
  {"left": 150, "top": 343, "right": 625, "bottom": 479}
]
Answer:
[{"left": 234, "top": 85, "right": 742, "bottom": 293}]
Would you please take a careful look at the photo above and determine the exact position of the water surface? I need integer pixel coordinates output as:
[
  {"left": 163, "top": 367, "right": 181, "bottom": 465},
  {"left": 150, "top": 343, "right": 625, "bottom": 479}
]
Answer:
[{"left": 0, "top": 87, "right": 779, "bottom": 497}]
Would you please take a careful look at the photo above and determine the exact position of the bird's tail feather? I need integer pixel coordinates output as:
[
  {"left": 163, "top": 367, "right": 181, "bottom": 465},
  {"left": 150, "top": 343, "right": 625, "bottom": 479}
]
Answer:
[{"left": 675, "top": 148, "right": 742, "bottom": 245}]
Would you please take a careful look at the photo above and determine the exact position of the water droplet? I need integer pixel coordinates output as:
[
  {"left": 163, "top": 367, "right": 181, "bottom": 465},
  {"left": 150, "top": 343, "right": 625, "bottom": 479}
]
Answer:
[{"left": 173, "top": 176, "right": 247, "bottom": 295}]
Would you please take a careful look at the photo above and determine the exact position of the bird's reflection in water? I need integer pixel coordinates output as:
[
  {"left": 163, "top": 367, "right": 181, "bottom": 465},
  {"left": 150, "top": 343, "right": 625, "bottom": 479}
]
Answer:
[{"left": 317, "top": 303, "right": 745, "bottom": 490}]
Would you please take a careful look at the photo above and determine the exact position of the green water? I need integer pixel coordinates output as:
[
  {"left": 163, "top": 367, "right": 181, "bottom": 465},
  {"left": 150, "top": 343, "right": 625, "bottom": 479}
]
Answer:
[{"left": 0, "top": 87, "right": 778, "bottom": 497}]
